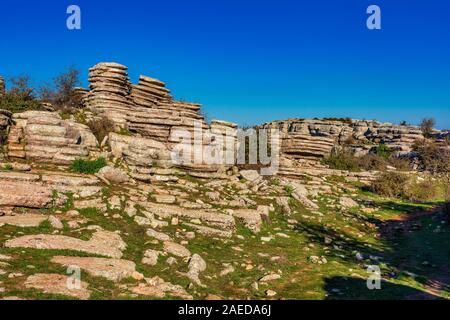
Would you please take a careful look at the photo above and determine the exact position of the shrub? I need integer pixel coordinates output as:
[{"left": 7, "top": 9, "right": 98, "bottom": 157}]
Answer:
[
  {"left": 39, "top": 66, "right": 83, "bottom": 112},
  {"left": 375, "top": 144, "right": 392, "bottom": 158},
  {"left": 70, "top": 158, "right": 107, "bottom": 174},
  {"left": 371, "top": 172, "right": 409, "bottom": 198},
  {"left": 413, "top": 139, "right": 450, "bottom": 174},
  {"left": 420, "top": 118, "right": 436, "bottom": 138},
  {"left": 357, "top": 154, "right": 388, "bottom": 171},
  {"left": 402, "top": 178, "right": 442, "bottom": 202},
  {"left": 322, "top": 149, "right": 361, "bottom": 172},
  {"left": 0, "top": 75, "right": 44, "bottom": 113},
  {"left": 371, "top": 172, "right": 445, "bottom": 202},
  {"left": 87, "top": 117, "right": 115, "bottom": 144}
]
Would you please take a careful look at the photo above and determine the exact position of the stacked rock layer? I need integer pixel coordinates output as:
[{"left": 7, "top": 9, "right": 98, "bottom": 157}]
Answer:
[
  {"left": 84, "top": 63, "right": 133, "bottom": 128},
  {"left": 83, "top": 62, "right": 237, "bottom": 178},
  {"left": 259, "top": 118, "right": 425, "bottom": 171},
  {"left": 0, "top": 76, "right": 5, "bottom": 97},
  {"left": 7, "top": 111, "right": 98, "bottom": 164}
]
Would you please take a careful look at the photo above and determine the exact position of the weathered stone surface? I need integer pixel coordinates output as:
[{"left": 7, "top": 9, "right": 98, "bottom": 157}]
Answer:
[
  {"left": 339, "top": 197, "right": 359, "bottom": 209},
  {"left": 232, "top": 209, "right": 262, "bottom": 233},
  {"left": 8, "top": 111, "right": 98, "bottom": 164},
  {"left": 142, "top": 249, "right": 163, "bottom": 266},
  {"left": 97, "top": 166, "right": 129, "bottom": 183},
  {"left": 186, "top": 254, "right": 206, "bottom": 286},
  {"left": 146, "top": 228, "right": 172, "bottom": 241},
  {"left": 240, "top": 170, "right": 262, "bottom": 183},
  {"left": 141, "top": 202, "right": 235, "bottom": 230},
  {"left": 0, "top": 214, "right": 48, "bottom": 227},
  {"left": 163, "top": 241, "right": 191, "bottom": 258},
  {"left": 5, "top": 230, "right": 126, "bottom": 258},
  {"left": 131, "top": 276, "right": 192, "bottom": 300},
  {"left": 0, "top": 182, "right": 59, "bottom": 208},
  {"left": 48, "top": 215, "right": 64, "bottom": 229},
  {"left": 51, "top": 256, "right": 136, "bottom": 282},
  {"left": 183, "top": 223, "right": 233, "bottom": 238},
  {"left": 24, "top": 274, "right": 90, "bottom": 300}
]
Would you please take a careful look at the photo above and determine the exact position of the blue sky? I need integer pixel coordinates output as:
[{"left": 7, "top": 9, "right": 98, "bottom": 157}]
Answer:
[{"left": 0, "top": 0, "right": 449, "bottom": 128}]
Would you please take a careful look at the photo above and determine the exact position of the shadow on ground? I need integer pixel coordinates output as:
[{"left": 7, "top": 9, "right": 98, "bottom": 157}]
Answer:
[
  {"left": 323, "top": 276, "right": 443, "bottom": 300},
  {"left": 295, "top": 202, "right": 450, "bottom": 299}
]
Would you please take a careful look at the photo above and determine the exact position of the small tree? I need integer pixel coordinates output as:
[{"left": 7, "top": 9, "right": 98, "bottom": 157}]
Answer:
[
  {"left": 40, "top": 66, "right": 83, "bottom": 111},
  {"left": 0, "top": 75, "right": 43, "bottom": 113},
  {"left": 420, "top": 118, "right": 436, "bottom": 137}
]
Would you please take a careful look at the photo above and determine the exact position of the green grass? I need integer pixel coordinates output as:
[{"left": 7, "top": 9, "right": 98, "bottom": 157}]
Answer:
[
  {"left": 1, "top": 177, "right": 448, "bottom": 300},
  {"left": 69, "top": 158, "right": 107, "bottom": 174}
]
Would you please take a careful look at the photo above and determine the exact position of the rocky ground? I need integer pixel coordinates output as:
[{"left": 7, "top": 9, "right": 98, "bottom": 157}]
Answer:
[{"left": 0, "top": 161, "right": 448, "bottom": 300}]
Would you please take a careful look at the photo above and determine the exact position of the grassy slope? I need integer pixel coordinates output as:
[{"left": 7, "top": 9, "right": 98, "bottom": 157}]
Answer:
[{"left": 0, "top": 175, "right": 448, "bottom": 300}]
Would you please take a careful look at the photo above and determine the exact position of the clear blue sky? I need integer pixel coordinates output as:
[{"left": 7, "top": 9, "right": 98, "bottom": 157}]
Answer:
[{"left": 1, "top": 0, "right": 449, "bottom": 128}]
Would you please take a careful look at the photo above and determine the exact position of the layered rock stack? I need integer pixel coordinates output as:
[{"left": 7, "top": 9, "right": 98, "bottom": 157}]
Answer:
[
  {"left": 109, "top": 133, "right": 178, "bottom": 182},
  {"left": 0, "top": 110, "right": 12, "bottom": 153},
  {"left": 260, "top": 118, "right": 425, "bottom": 166},
  {"left": 8, "top": 111, "right": 98, "bottom": 164},
  {"left": 210, "top": 120, "right": 239, "bottom": 166},
  {"left": 128, "top": 76, "right": 209, "bottom": 143},
  {"left": 84, "top": 63, "right": 133, "bottom": 128},
  {"left": 81, "top": 62, "right": 236, "bottom": 178},
  {"left": 0, "top": 76, "right": 5, "bottom": 97}
]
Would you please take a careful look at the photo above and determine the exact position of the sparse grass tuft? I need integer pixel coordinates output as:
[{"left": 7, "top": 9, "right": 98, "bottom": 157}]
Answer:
[{"left": 69, "top": 157, "right": 107, "bottom": 174}]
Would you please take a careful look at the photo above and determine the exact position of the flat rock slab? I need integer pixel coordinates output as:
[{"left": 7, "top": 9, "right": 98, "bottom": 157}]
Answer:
[
  {"left": 0, "top": 172, "right": 40, "bottom": 182},
  {"left": 0, "top": 214, "right": 48, "bottom": 227},
  {"left": 51, "top": 256, "right": 136, "bottom": 282},
  {"left": 131, "top": 276, "right": 192, "bottom": 300},
  {"left": 163, "top": 241, "right": 191, "bottom": 258},
  {"left": 0, "top": 182, "right": 56, "bottom": 208},
  {"left": 24, "top": 273, "right": 90, "bottom": 300},
  {"left": 4, "top": 230, "right": 126, "bottom": 258},
  {"left": 141, "top": 202, "right": 235, "bottom": 230},
  {"left": 42, "top": 174, "right": 99, "bottom": 186},
  {"left": 232, "top": 209, "right": 262, "bottom": 233}
]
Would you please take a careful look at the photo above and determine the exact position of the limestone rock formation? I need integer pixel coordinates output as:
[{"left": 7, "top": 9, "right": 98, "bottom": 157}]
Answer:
[
  {"left": 0, "top": 76, "right": 5, "bottom": 97},
  {"left": 24, "top": 274, "right": 90, "bottom": 300},
  {"left": 7, "top": 111, "right": 98, "bottom": 164},
  {"left": 84, "top": 62, "right": 133, "bottom": 128}
]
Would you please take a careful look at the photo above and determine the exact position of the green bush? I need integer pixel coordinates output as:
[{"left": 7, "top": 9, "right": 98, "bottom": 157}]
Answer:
[
  {"left": 70, "top": 158, "right": 107, "bottom": 174},
  {"left": 87, "top": 117, "right": 115, "bottom": 144},
  {"left": 403, "top": 178, "right": 443, "bottom": 202},
  {"left": 371, "top": 172, "right": 409, "bottom": 198},
  {"left": 323, "top": 147, "right": 412, "bottom": 172},
  {"left": 413, "top": 139, "right": 450, "bottom": 174},
  {"left": 322, "top": 149, "right": 361, "bottom": 172},
  {"left": 371, "top": 172, "right": 445, "bottom": 202},
  {"left": 375, "top": 144, "right": 392, "bottom": 158},
  {"left": 0, "top": 75, "right": 44, "bottom": 113}
]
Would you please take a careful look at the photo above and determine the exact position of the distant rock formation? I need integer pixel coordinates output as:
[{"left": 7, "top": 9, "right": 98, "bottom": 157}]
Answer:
[
  {"left": 259, "top": 118, "right": 425, "bottom": 168},
  {"left": 0, "top": 76, "right": 5, "bottom": 97}
]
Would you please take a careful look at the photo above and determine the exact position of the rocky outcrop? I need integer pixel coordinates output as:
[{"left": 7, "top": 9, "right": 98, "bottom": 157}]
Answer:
[
  {"left": 0, "top": 181, "right": 60, "bottom": 208},
  {"left": 259, "top": 118, "right": 425, "bottom": 173},
  {"left": 51, "top": 256, "right": 138, "bottom": 282},
  {"left": 0, "top": 76, "right": 5, "bottom": 97},
  {"left": 0, "top": 109, "right": 12, "bottom": 151},
  {"left": 7, "top": 111, "right": 98, "bottom": 164},
  {"left": 4, "top": 229, "right": 126, "bottom": 259},
  {"left": 84, "top": 62, "right": 133, "bottom": 128},
  {"left": 24, "top": 274, "right": 90, "bottom": 300}
]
